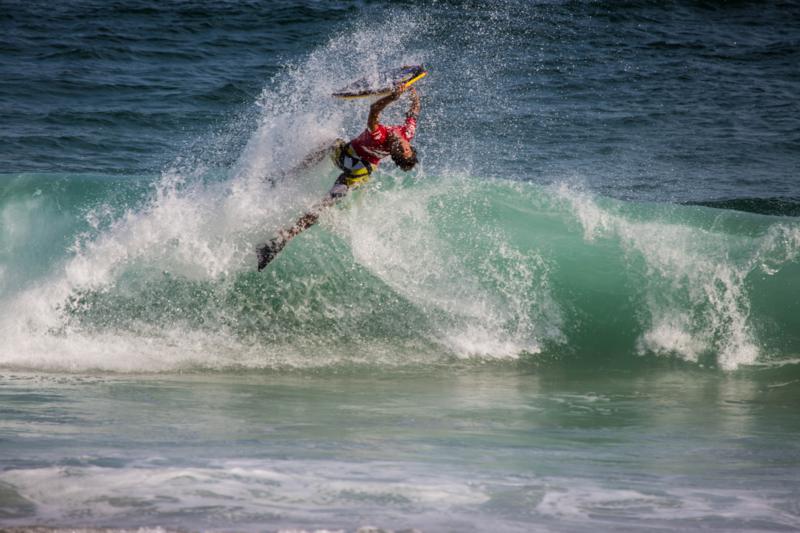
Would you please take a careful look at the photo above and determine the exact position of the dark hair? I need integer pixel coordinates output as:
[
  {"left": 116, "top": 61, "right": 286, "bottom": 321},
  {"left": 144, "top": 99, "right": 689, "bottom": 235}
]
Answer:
[{"left": 391, "top": 145, "right": 418, "bottom": 171}]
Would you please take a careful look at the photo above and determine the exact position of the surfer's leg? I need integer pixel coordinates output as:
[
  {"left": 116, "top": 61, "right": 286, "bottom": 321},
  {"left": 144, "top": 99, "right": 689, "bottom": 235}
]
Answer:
[
  {"left": 266, "top": 139, "right": 344, "bottom": 185},
  {"left": 257, "top": 175, "right": 350, "bottom": 271},
  {"left": 288, "top": 139, "right": 345, "bottom": 176},
  {"left": 297, "top": 138, "right": 344, "bottom": 171},
  {"left": 281, "top": 178, "right": 348, "bottom": 239}
]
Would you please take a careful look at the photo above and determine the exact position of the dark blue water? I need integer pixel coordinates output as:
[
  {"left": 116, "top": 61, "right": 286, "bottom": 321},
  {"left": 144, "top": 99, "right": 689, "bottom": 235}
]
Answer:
[
  {"left": 3, "top": 1, "right": 799, "bottom": 202},
  {"left": 2, "top": 1, "right": 800, "bottom": 531},
  {"left": 2, "top": 1, "right": 345, "bottom": 173}
]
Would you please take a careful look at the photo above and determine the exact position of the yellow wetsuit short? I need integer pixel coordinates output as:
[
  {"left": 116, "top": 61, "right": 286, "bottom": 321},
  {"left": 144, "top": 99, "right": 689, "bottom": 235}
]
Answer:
[{"left": 330, "top": 139, "right": 374, "bottom": 188}]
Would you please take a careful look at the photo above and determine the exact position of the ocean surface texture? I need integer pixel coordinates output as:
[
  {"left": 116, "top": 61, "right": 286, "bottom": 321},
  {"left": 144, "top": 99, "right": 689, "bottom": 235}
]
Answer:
[{"left": 1, "top": 1, "right": 799, "bottom": 531}]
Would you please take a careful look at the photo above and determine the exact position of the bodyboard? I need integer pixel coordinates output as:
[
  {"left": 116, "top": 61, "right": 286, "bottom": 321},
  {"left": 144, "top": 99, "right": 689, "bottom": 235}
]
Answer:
[{"left": 332, "top": 65, "right": 427, "bottom": 99}]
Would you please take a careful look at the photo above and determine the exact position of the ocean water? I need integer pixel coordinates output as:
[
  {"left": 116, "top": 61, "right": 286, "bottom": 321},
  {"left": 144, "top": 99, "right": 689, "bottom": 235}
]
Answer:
[{"left": 1, "top": 1, "right": 800, "bottom": 531}]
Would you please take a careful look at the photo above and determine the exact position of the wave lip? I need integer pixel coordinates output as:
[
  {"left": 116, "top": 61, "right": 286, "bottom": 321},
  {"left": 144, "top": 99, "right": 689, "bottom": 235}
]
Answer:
[{"left": 686, "top": 197, "right": 800, "bottom": 217}]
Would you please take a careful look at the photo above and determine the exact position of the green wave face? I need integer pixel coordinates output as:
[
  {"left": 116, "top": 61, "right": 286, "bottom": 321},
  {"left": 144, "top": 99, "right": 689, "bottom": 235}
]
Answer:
[{"left": 1, "top": 173, "right": 798, "bottom": 373}]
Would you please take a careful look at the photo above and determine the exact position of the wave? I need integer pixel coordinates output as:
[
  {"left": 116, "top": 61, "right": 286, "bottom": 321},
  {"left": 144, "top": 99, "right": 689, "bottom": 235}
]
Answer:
[
  {"left": 1, "top": 7, "right": 798, "bottom": 374},
  {"left": 1, "top": 171, "right": 798, "bottom": 373}
]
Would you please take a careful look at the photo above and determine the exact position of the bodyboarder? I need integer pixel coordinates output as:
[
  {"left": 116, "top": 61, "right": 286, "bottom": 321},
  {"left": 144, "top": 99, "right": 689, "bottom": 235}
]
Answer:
[{"left": 257, "top": 84, "right": 420, "bottom": 270}]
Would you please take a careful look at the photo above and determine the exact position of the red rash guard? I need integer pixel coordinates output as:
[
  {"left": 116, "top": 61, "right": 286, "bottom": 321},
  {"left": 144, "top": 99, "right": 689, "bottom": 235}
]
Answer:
[{"left": 349, "top": 116, "right": 416, "bottom": 167}]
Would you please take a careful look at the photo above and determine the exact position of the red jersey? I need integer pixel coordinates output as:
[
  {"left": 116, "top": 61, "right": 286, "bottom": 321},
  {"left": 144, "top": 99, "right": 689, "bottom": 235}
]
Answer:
[{"left": 349, "top": 116, "right": 417, "bottom": 167}]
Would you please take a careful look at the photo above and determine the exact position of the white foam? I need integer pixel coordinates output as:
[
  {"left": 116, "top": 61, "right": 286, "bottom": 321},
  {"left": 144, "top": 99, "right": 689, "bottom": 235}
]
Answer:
[
  {"left": 0, "top": 16, "right": 442, "bottom": 373},
  {"left": 535, "top": 478, "right": 800, "bottom": 528},
  {"left": 0, "top": 460, "right": 489, "bottom": 531},
  {"left": 343, "top": 179, "right": 562, "bottom": 359}
]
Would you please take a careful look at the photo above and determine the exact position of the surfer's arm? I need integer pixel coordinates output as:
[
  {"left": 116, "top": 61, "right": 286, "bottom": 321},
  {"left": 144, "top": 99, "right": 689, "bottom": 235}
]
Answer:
[
  {"left": 406, "top": 87, "right": 420, "bottom": 119},
  {"left": 367, "top": 87, "right": 403, "bottom": 131}
]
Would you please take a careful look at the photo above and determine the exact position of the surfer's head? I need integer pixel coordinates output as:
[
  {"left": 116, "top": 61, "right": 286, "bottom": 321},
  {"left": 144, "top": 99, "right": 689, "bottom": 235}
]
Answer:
[{"left": 389, "top": 134, "right": 418, "bottom": 171}]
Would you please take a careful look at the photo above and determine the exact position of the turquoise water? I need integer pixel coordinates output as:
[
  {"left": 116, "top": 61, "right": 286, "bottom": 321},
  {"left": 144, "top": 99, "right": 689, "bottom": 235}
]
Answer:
[
  {"left": 2, "top": 1, "right": 800, "bottom": 530},
  {"left": 2, "top": 368, "right": 800, "bottom": 531}
]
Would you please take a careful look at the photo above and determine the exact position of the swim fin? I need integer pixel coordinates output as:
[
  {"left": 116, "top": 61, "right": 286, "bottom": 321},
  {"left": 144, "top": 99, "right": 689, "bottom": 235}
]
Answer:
[{"left": 256, "top": 237, "right": 286, "bottom": 271}]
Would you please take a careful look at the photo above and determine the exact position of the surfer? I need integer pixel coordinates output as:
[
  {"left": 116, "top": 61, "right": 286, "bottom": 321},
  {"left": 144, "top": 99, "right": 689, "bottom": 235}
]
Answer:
[{"left": 257, "top": 84, "right": 420, "bottom": 270}]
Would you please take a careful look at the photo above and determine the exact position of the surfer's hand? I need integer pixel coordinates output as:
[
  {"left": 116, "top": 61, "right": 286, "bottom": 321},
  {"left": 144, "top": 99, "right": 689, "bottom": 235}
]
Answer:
[{"left": 391, "top": 83, "right": 406, "bottom": 98}]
